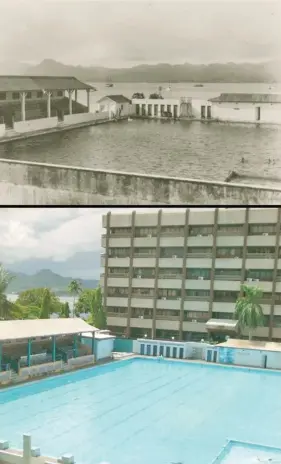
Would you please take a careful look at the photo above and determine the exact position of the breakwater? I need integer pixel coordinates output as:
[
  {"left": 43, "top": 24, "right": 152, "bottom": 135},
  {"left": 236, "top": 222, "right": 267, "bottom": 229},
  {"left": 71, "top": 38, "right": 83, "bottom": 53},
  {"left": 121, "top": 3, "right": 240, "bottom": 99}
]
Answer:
[{"left": 1, "top": 158, "right": 281, "bottom": 205}]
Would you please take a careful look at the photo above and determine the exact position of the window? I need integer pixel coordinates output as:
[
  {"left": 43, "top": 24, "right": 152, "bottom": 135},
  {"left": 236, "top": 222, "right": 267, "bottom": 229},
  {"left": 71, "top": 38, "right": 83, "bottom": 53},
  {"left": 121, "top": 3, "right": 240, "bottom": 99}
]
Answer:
[
  {"left": 107, "top": 307, "right": 127, "bottom": 315},
  {"left": 131, "top": 308, "right": 152, "bottom": 318},
  {"left": 247, "top": 247, "right": 275, "bottom": 257},
  {"left": 26, "top": 92, "right": 32, "bottom": 99},
  {"left": 212, "top": 312, "right": 233, "bottom": 320},
  {"left": 110, "top": 227, "right": 131, "bottom": 236},
  {"left": 131, "top": 288, "right": 154, "bottom": 297},
  {"left": 0, "top": 92, "right": 6, "bottom": 100},
  {"left": 273, "top": 316, "right": 281, "bottom": 327},
  {"left": 109, "top": 247, "right": 130, "bottom": 257},
  {"left": 12, "top": 92, "right": 20, "bottom": 100},
  {"left": 184, "top": 311, "right": 209, "bottom": 322},
  {"left": 216, "top": 247, "right": 243, "bottom": 258},
  {"left": 160, "top": 247, "right": 183, "bottom": 258},
  {"left": 185, "top": 290, "right": 210, "bottom": 299},
  {"left": 57, "top": 90, "right": 63, "bottom": 97},
  {"left": 134, "top": 247, "right": 156, "bottom": 257},
  {"left": 213, "top": 291, "right": 237, "bottom": 302},
  {"left": 133, "top": 268, "right": 155, "bottom": 278},
  {"left": 134, "top": 227, "right": 157, "bottom": 237},
  {"left": 249, "top": 224, "right": 276, "bottom": 235},
  {"left": 158, "top": 289, "right": 181, "bottom": 299},
  {"left": 186, "top": 268, "right": 211, "bottom": 279},
  {"left": 245, "top": 269, "right": 273, "bottom": 281},
  {"left": 187, "top": 247, "right": 212, "bottom": 256},
  {"left": 189, "top": 225, "right": 213, "bottom": 236},
  {"left": 156, "top": 310, "right": 180, "bottom": 320},
  {"left": 109, "top": 267, "right": 129, "bottom": 276},
  {"left": 160, "top": 226, "right": 185, "bottom": 236},
  {"left": 37, "top": 91, "right": 43, "bottom": 98},
  {"left": 158, "top": 268, "right": 182, "bottom": 278},
  {"left": 217, "top": 224, "right": 244, "bottom": 235},
  {"left": 107, "top": 287, "right": 128, "bottom": 297}
]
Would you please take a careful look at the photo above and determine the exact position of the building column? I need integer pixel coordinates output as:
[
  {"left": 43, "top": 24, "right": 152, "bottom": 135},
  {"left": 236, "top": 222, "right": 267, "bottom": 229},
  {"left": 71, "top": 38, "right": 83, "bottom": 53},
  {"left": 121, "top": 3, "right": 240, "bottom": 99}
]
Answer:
[
  {"left": 86, "top": 89, "right": 90, "bottom": 112},
  {"left": 73, "top": 334, "right": 78, "bottom": 358},
  {"left": 74, "top": 89, "right": 78, "bottom": 102},
  {"left": 68, "top": 90, "right": 73, "bottom": 115},
  {"left": 23, "top": 434, "right": 32, "bottom": 464},
  {"left": 269, "top": 208, "right": 281, "bottom": 340},
  {"left": 21, "top": 92, "right": 26, "bottom": 121},
  {"left": 47, "top": 92, "right": 51, "bottom": 118},
  {"left": 179, "top": 209, "right": 190, "bottom": 341},
  {"left": 52, "top": 336, "right": 56, "bottom": 362},
  {"left": 27, "top": 339, "right": 32, "bottom": 367},
  {"left": 152, "top": 209, "right": 162, "bottom": 339},
  {"left": 145, "top": 104, "right": 148, "bottom": 115},
  {"left": 126, "top": 210, "right": 136, "bottom": 338},
  {"left": 0, "top": 343, "right": 2, "bottom": 372},
  {"left": 91, "top": 332, "right": 95, "bottom": 355},
  {"left": 158, "top": 105, "right": 161, "bottom": 117}
]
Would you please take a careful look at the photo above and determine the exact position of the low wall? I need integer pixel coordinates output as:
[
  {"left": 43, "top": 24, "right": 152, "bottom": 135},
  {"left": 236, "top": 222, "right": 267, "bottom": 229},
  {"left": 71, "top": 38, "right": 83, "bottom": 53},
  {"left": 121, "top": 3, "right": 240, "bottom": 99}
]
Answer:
[
  {"left": 14, "top": 117, "right": 58, "bottom": 133},
  {"left": 114, "top": 338, "right": 134, "bottom": 353},
  {"left": 67, "top": 354, "right": 95, "bottom": 367},
  {"left": 1, "top": 158, "right": 281, "bottom": 205},
  {"left": 62, "top": 112, "right": 108, "bottom": 126}
]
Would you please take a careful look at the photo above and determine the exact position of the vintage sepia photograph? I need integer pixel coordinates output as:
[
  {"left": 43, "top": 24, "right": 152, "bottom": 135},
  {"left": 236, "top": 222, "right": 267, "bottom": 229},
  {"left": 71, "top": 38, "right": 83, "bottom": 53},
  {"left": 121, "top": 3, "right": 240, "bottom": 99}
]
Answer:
[{"left": 0, "top": 0, "right": 280, "bottom": 204}]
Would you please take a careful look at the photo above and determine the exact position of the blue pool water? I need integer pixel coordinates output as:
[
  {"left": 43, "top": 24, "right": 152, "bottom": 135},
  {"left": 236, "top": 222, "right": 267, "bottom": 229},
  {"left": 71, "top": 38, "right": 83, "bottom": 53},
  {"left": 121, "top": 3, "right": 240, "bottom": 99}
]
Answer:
[{"left": 1, "top": 358, "right": 281, "bottom": 464}]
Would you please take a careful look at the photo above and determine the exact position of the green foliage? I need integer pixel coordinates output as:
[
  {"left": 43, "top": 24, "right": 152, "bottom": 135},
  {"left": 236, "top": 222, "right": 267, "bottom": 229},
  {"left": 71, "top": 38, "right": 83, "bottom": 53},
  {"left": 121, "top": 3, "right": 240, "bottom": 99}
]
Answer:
[
  {"left": 0, "top": 264, "right": 15, "bottom": 320},
  {"left": 16, "top": 288, "right": 63, "bottom": 314},
  {"left": 68, "top": 279, "right": 82, "bottom": 317},
  {"left": 234, "top": 285, "right": 264, "bottom": 340},
  {"left": 10, "top": 303, "right": 41, "bottom": 320},
  {"left": 86, "top": 287, "right": 107, "bottom": 330},
  {"left": 40, "top": 288, "right": 52, "bottom": 319},
  {"left": 60, "top": 302, "right": 70, "bottom": 318}
]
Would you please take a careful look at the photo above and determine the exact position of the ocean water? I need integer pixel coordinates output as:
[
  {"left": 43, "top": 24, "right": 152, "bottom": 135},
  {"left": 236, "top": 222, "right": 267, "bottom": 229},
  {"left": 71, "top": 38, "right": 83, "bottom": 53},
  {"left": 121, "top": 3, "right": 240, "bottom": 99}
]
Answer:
[
  {"left": 0, "top": 82, "right": 281, "bottom": 184},
  {"left": 1, "top": 358, "right": 281, "bottom": 464}
]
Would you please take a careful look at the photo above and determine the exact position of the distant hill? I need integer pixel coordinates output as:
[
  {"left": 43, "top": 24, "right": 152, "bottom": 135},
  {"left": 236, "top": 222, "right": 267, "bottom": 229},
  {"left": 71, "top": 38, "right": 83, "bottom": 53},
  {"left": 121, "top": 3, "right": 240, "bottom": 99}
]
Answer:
[
  {"left": 25, "top": 59, "right": 281, "bottom": 83},
  {"left": 6, "top": 269, "right": 99, "bottom": 295}
]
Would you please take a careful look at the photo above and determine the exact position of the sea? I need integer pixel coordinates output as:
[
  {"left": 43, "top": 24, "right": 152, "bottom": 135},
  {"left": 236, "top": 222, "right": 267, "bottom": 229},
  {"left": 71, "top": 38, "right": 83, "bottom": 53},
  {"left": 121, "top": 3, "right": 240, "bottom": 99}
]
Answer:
[{"left": 0, "top": 82, "right": 281, "bottom": 183}]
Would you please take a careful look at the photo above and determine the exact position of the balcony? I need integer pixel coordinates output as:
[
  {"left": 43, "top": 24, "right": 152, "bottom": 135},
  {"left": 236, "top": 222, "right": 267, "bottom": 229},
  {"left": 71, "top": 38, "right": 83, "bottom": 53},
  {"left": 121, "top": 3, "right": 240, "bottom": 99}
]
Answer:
[
  {"left": 246, "top": 253, "right": 275, "bottom": 259},
  {"left": 131, "top": 293, "right": 154, "bottom": 299},
  {"left": 108, "top": 272, "right": 130, "bottom": 278},
  {"left": 156, "top": 315, "right": 179, "bottom": 321},
  {"left": 214, "top": 275, "right": 241, "bottom": 281},
  {"left": 158, "top": 273, "right": 183, "bottom": 279},
  {"left": 185, "top": 295, "right": 209, "bottom": 301},
  {"left": 216, "top": 230, "right": 244, "bottom": 236},
  {"left": 187, "top": 253, "right": 212, "bottom": 258},
  {"left": 107, "top": 312, "right": 128, "bottom": 317},
  {"left": 134, "top": 252, "right": 156, "bottom": 258},
  {"left": 160, "top": 231, "right": 185, "bottom": 237}
]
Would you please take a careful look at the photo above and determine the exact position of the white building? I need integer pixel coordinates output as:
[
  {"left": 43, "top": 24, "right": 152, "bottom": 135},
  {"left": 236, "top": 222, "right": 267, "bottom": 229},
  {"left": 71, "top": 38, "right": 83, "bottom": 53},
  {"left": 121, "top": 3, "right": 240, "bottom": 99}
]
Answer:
[
  {"left": 132, "top": 97, "right": 192, "bottom": 118},
  {"left": 208, "top": 93, "right": 281, "bottom": 124},
  {"left": 100, "top": 208, "right": 281, "bottom": 342},
  {"left": 97, "top": 95, "right": 132, "bottom": 119}
]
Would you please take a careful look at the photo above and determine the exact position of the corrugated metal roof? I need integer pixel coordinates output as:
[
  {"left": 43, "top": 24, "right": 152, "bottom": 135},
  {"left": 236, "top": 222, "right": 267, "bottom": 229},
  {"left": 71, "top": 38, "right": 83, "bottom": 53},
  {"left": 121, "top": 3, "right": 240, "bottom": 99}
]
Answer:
[
  {"left": 206, "top": 319, "right": 239, "bottom": 330},
  {"left": 218, "top": 338, "right": 281, "bottom": 352},
  {"left": 98, "top": 95, "right": 132, "bottom": 104},
  {"left": 209, "top": 93, "right": 281, "bottom": 103},
  {"left": 0, "top": 318, "right": 98, "bottom": 342},
  {"left": 0, "top": 76, "right": 95, "bottom": 92}
]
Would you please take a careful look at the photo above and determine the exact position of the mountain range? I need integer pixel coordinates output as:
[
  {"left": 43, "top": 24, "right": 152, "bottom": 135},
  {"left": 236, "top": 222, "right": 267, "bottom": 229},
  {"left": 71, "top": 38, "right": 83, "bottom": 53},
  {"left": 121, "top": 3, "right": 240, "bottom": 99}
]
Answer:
[
  {"left": 1, "top": 59, "right": 280, "bottom": 83},
  {"left": 6, "top": 269, "right": 99, "bottom": 295}
]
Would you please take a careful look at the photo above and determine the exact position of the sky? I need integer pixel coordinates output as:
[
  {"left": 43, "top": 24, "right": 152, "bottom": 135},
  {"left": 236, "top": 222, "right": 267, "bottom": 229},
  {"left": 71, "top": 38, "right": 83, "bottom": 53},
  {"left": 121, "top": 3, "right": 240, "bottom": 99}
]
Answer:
[
  {"left": 0, "top": 207, "right": 159, "bottom": 279},
  {"left": 0, "top": 0, "right": 280, "bottom": 67}
]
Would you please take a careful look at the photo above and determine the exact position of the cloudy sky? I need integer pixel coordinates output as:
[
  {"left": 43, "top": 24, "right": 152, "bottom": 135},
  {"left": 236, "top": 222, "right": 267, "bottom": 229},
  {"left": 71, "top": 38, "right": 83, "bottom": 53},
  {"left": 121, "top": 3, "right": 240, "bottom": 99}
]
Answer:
[
  {"left": 1, "top": 0, "right": 280, "bottom": 67},
  {"left": 0, "top": 207, "right": 163, "bottom": 279}
]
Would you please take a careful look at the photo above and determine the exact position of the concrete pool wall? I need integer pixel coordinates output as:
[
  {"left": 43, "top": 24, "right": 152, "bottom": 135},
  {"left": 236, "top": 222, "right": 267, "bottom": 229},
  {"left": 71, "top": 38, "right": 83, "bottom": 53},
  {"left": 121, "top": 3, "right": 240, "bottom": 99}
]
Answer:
[{"left": 1, "top": 158, "right": 281, "bottom": 205}]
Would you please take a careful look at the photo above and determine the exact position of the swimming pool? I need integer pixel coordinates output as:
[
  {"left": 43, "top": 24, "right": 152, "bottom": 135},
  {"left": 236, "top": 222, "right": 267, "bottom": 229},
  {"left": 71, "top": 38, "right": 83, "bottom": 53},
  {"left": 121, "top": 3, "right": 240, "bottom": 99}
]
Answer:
[{"left": 1, "top": 358, "right": 281, "bottom": 464}]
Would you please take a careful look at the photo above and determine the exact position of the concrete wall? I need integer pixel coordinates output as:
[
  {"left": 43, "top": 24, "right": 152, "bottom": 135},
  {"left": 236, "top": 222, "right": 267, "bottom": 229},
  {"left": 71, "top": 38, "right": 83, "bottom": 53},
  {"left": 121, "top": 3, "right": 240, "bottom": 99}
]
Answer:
[
  {"left": 0, "top": 124, "right": 5, "bottom": 137},
  {"left": 14, "top": 117, "right": 58, "bottom": 133},
  {"left": 114, "top": 338, "right": 134, "bottom": 352},
  {"left": 211, "top": 102, "right": 281, "bottom": 124},
  {"left": 95, "top": 338, "right": 114, "bottom": 360},
  {"left": 215, "top": 346, "right": 281, "bottom": 369},
  {"left": 62, "top": 112, "right": 108, "bottom": 126},
  {"left": 1, "top": 158, "right": 281, "bottom": 205}
]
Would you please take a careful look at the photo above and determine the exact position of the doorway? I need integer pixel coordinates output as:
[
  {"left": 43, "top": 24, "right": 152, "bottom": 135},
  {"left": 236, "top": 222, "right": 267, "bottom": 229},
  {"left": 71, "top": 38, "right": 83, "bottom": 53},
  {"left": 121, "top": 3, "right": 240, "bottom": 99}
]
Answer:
[
  {"left": 140, "top": 344, "right": 145, "bottom": 355},
  {"left": 256, "top": 106, "right": 261, "bottom": 121},
  {"left": 172, "top": 347, "right": 177, "bottom": 358},
  {"left": 159, "top": 345, "right": 164, "bottom": 356},
  {"left": 207, "top": 350, "right": 212, "bottom": 362},
  {"left": 201, "top": 106, "right": 206, "bottom": 119},
  {"left": 207, "top": 106, "right": 212, "bottom": 119},
  {"left": 262, "top": 354, "right": 267, "bottom": 369},
  {"left": 213, "top": 350, "right": 218, "bottom": 363},
  {"left": 153, "top": 345, "right": 158, "bottom": 356},
  {"left": 146, "top": 344, "right": 151, "bottom": 356},
  {"left": 179, "top": 347, "right": 184, "bottom": 359},
  {"left": 166, "top": 346, "right": 171, "bottom": 358}
]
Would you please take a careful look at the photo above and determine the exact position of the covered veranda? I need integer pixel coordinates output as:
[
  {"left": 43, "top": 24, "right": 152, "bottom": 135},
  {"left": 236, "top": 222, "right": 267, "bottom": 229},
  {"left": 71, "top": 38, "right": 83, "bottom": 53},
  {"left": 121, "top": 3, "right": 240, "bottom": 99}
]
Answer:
[
  {"left": 0, "top": 318, "right": 98, "bottom": 372},
  {"left": 206, "top": 318, "right": 239, "bottom": 342}
]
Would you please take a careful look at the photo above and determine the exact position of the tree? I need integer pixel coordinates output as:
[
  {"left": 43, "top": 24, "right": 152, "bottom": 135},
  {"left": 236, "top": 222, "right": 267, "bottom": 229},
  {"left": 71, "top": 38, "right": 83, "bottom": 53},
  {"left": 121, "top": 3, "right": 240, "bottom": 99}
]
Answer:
[
  {"left": 68, "top": 280, "right": 82, "bottom": 317},
  {"left": 0, "top": 264, "right": 15, "bottom": 320},
  {"left": 40, "top": 288, "right": 52, "bottom": 319},
  {"left": 86, "top": 287, "right": 107, "bottom": 329},
  {"left": 16, "top": 288, "right": 63, "bottom": 315},
  {"left": 149, "top": 93, "right": 163, "bottom": 99},
  {"left": 132, "top": 92, "right": 145, "bottom": 99},
  {"left": 10, "top": 303, "right": 41, "bottom": 320},
  {"left": 60, "top": 302, "right": 70, "bottom": 318},
  {"left": 234, "top": 285, "right": 264, "bottom": 341}
]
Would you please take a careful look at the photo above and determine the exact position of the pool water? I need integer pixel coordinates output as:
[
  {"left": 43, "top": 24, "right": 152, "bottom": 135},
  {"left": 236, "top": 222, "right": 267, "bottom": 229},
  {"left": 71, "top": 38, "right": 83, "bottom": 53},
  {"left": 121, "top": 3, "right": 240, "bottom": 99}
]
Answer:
[{"left": 1, "top": 358, "right": 281, "bottom": 464}]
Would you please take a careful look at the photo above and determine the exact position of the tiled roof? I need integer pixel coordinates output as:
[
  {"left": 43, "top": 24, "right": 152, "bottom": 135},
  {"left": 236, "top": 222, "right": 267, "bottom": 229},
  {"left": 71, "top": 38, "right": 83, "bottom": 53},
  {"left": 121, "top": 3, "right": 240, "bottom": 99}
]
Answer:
[
  {"left": 0, "top": 98, "right": 88, "bottom": 116},
  {"left": 98, "top": 94, "right": 132, "bottom": 104},
  {"left": 209, "top": 93, "right": 281, "bottom": 103},
  {"left": 0, "top": 76, "right": 95, "bottom": 92}
]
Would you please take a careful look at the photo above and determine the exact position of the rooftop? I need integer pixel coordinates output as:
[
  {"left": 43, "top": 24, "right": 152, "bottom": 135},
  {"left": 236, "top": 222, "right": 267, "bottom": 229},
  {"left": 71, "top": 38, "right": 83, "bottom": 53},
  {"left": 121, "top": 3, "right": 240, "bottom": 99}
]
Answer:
[
  {"left": 0, "top": 318, "right": 98, "bottom": 342},
  {"left": 98, "top": 94, "right": 132, "bottom": 104},
  {"left": 0, "top": 76, "right": 96, "bottom": 92},
  {"left": 206, "top": 319, "right": 239, "bottom": 331},
  {"left": 218, "top": 338, "right": 281, "bottom": 352},
  {"left": 209, "top": 93, "right": 281, "bottom": 104}
]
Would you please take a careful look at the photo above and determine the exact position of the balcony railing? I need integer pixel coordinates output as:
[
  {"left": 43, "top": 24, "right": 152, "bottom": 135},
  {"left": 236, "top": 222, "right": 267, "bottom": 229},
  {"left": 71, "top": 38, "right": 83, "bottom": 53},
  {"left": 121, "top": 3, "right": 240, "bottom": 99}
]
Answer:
[
  {"left": 213, "top": 298, "right": 236, "bottom": 303},
  {"left": 108, "top": 294, "right": 129, "bottom": 298},
  {"left": 216, "top": 255, "right": 242, "bottom": 259},
  {"left": 109, "top": 273, "right": 130, "bottom": 278},
  {"left": 187, "top": 253, "right": 212, "bottom": 258},
  {"left": 158, "top": 274, "right": 183, "bottom": 279},
  {"left": 131, "top": 294, "right": 154, "bottom": 298},
  {"left": 158, "top": 296, "right": 181, "bottom": 300},
  {"left": 246, "top": 253, "right": 275, "bottom": 259},
  {"left": 107, "top": 312, "right": 128, "bottom": 317},
  {"left": 134, "top": 253, "right": 156, "bottom": 258},
  {"left": 108, "top": 255, "right": 130, "bottom": 259},
  {"left": 184, "top": 296, "right": 209, "bottom": 301},
  {"left": 160, "top": 231, "right": 185, "bottom": 237},
  {"left": 156, "top": 315, "right": 179, "bottom": 321},
  {"left": 131, "top": 314, "right": 153, "bottom": 319},
  {"left": 186, "top": 276, "right": 211, "bottom": 280},
  {"left": 216, "top": 230, "right": 244, "bottom": 236},
  {"left": 214, "top": 275, "right": 241, "bottom": 281}
]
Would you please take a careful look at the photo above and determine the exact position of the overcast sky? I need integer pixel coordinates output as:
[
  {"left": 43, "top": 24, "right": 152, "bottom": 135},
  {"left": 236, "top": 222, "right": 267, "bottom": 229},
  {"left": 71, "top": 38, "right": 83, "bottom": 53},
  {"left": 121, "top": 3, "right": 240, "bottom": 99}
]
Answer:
[{"left": 1, "top": 0, "right": 280, "bottom": 67}]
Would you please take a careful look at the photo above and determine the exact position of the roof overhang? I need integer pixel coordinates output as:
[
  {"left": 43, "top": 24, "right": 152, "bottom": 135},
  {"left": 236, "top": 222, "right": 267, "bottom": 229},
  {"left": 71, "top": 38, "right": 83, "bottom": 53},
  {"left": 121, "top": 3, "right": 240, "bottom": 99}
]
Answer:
[
  {"left": 0, "top": 318, "right": 98, "bottom": 343},
  {"left": 206, "top": 318, "right": 239, "bottom": 333}
]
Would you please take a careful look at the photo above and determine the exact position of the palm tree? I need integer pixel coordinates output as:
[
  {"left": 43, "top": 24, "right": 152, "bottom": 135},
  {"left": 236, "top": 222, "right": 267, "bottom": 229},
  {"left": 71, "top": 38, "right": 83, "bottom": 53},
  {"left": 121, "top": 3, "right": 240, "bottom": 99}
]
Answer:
[
  {"left": 87, "top": 287, "right": 107, "bottom": 329},
  {"left": 0, "top": 264, "right": 14, "bottom": 320},
  {"left": 40, "top": 288, "right": 52, "bottom": 319},
  {"left": 234, "top": 284, "right": 264, "bottom": 341},
  {"left": 68, "top": 280, "right": 82, "bottom": 317}
]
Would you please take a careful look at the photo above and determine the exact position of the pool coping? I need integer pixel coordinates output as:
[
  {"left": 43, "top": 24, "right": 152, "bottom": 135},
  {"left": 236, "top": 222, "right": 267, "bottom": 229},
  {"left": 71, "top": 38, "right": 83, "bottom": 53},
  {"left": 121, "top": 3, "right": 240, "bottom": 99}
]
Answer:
[{"left": 210, "top": 439, "right": 281, "bottom": 463}]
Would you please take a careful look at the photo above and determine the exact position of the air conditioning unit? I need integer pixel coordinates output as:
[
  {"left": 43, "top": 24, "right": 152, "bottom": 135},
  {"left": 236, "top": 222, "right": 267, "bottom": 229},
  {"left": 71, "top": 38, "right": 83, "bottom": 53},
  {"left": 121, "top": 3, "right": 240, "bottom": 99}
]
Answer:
[
  {"left": 172, "top": 255, "right": 178, "bottom": 258},
  {"left": 147, "top": 234, "right": 152, "bottom": 238},
  {"left": 198, "top": 276, "right": 204, "bottom": 280},
  {"left": 162, "top": 297, "right": 167, "bottom": 300},
  {"left": 255, "top": 279, "right": 260, "bottom": 282},
  {"left": 192, "top": 319, "right": 197, "bottom": 323},
  {"left": 262, "top": 233, "right": 269, "bottom": 236},
  {"left": 247, "top": 278, "right": 252, "bottom": 282},
  {"left": 177, "top": 297, "right": 181, "bottom": 300},
  {"left": 197, "top": 234, "right": 202, "bottom": 237},
  {"left": 137, "top": 275, "right": 142, "bottom": 279}
]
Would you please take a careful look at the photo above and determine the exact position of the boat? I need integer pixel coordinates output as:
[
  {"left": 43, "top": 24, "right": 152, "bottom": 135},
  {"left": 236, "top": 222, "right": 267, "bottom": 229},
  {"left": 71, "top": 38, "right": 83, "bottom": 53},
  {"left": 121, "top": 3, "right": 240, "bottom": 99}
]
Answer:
[
  {"left": 105, "top": 77, "right": 114, "bottom": 88},
  {"left": 165, "top": 82, "right": 171, "bottom": 91},
  {"left": 194, "top": 84, "right": 204, "bottom": 87}
]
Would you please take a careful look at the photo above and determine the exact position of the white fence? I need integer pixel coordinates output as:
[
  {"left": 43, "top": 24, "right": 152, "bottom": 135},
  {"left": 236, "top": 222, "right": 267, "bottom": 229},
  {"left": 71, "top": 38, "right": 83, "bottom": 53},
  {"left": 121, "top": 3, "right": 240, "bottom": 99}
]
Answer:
[
  {"left": 68, "top": 354, "right": 95, "bottom": 368},
  {"left": 0, "top": 370, "right": 11, "bottom": 384},
  {"left": 19, "top": 360, "right": 63, "bottom": 378},
  {"left": 14, "top": 117, "right": 58, "bottom": 133}
]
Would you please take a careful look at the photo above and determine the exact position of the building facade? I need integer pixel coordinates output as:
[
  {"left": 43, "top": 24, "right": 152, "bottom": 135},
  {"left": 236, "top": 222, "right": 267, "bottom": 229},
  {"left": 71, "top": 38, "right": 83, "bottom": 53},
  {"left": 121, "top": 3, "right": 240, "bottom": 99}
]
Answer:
[
  {"left": 97, "top": 95, "right": 132, "bottom": 118},
  {"left": 100, "top": 208, "right": 281, "bottom": 342}
]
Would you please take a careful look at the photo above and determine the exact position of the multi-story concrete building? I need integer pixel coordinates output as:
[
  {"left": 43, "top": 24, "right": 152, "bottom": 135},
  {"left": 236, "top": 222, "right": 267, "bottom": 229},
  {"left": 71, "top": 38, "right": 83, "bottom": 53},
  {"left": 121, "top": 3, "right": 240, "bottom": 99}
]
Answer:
[{"left": 100, "top": 208, "right": 281, "bottom": 342}]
